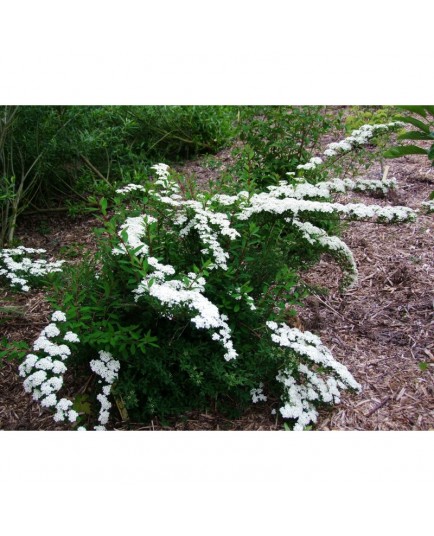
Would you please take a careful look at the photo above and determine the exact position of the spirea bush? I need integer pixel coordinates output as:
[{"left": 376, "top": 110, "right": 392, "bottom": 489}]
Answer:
[{"left": 19, "top": 149, "right": 412, "bottom": 431}]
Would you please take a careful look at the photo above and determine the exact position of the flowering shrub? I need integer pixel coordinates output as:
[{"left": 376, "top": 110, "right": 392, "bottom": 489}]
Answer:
[{"left": 35, "top": 154, "right": 416, "bottom": 430}]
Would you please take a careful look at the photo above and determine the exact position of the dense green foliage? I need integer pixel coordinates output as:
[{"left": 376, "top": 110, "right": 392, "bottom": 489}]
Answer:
[
  {"left": 230, "top": 106, "right": 338, "bottom": 188},
  {"left": 0, "top": 106, "right": 238, "bottom": 246}
]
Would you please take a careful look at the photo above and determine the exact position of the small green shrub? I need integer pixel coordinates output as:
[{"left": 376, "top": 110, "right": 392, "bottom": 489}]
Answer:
[{"left": 229, "top": 106, "right": 339, "bottom": 188}]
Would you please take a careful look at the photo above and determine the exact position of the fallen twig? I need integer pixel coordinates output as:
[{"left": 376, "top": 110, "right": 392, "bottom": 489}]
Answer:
[{"left": 366, "top": 397, "right": 391, "bottom": 417}]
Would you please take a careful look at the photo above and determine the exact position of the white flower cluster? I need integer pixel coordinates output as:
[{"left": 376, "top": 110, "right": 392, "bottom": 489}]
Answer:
[
  {"left": 236, "top": 173, "right": 416, "bottom": 224},
  {"left": 211, "top": 190, "right": 250, "bottom": 207},
  {"left": 134, "top": 270, "right": 237, "bottom": 361},
  {"left": 19, "top": 310, "right": 80, "bottom": 423},
  {"left": 144, "top": 165, "right": 242, "bottom": 271},
  {"left": 178, "top": 201, "right": 240, "bottom": 270},
  {"left": 421, "top": 199, "right": 434, "bottom": 213},
  {"left": 89, "top": 350, "right": 120, "bottom": 430},
  {"left": 296, "top": 122, "right": 404, "bottom": 171},
  {"left": 151, "top": 168, "right": 241, "bottom": 271},
  {"left": 116, "top": 183, "right": 146, "bottom": 194},
  {"left": 277, "top": 176, "right": 397, "bottom": 201},
  {"left": 0, "top": 246, "right": 64, "bottom": 292},
  {"left": 112, "top": 215, "right": 157, "bottom": 257},
  {"left": 266, "top": 321, "right": 361, "bottom": 430},
  {"left": 296, "top": 157, "right": 323, "bottom": 171},
  {"left": 323, "top": 122, "right": 404, "bottom": 157},
  {"left": 152, "top": 162, "right": 171, "bottom": 182},
  {"left": 237, "top": 190, "right": 415, "bottom": 224},
  {"left": 291, "top": 219, "right": 358, "bottom": 289},
  {"left": 250, "top": 383, "right": 267, "bottom": 403}
]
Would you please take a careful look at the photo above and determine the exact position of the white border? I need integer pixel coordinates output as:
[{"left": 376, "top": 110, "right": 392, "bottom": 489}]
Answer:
[
  {"left": 1, "top": 2, "right": 433, "bottom": 533},
  {"left": 1, "top": 1, "right": 433, "bottom": 103}
]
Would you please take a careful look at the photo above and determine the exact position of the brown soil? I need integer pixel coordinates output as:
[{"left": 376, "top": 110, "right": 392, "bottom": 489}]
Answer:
[{"left": 1, "top": 145, "right": 433, "bottom": 431}]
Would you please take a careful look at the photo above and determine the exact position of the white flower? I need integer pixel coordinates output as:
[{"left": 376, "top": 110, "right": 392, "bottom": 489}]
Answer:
[
  {"left": 52, "top": 311, "right": 67, "bottom": 322},
  {"left": 41, "top": 394, "right": 57, "bottom": 407},
  {"left": 68, "top": 410, "right": 79, "bottom": 423},
  {"left": 52, "top": 360, "right": 67, "bottom": 374},
  {"left": 32, "top": 389, "right": 42, "bottom": 401},
  {"left": 64, "top": 331, "right": 80, "bottom": 343},
  {"left": 43, "top": 323, "right": 60, "bottom": 338},
  {"left": 116, "top": 183, "right": 146, "bottom": 194},
  {"left": 99, "top": 410, "right": 110, "bottom": 425},
  {"left": 19, "top": 354, "right": 39, "bottom": 376},
  {"left": 56, "top": 398, "right": 73, "bottom": 412},
  {"left": 250, "top": 383, "right": 267, "bottom": 403},
  {"left": 0, "top": 248, "right": 65, "bottom": 292},
  {"left": 97, "top": 393, "right": 112, "bottom": 410},
  {"left": 24, "top": 370, "right": 48, "bottom": 389},
  {"left": 34, "top": 357, "right": 54, "bottom": 371}
]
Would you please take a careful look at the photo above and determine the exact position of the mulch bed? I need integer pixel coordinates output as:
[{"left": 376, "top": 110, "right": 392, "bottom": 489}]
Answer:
[{"left": 1, "top": 147, "right": 433, "bottom": 431}]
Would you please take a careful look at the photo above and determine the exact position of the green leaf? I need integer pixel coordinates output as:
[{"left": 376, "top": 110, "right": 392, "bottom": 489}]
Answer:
[
  {"left": 419, "top": 362, "right": 429, "bottom": 372},
  {"left": 73, "top": 394, "right": 92, "bottom": 415},
  {"left": 398, "top": 131, "right": 434, "bottom": 141},
  {"left": 397, "top": 106, "right": 427, "bottom": 118},
  {"left": 384, "top": 145, "right": 428, "bottom": 158},
  {"left": 100, "top": 197, "right": 108, "bottom": 216},
  {"left": 395, "top": 116, "right": 430, "bottom": 133},
  {"left": 427, "top": 144, "right": 434, "bottom": 161}
]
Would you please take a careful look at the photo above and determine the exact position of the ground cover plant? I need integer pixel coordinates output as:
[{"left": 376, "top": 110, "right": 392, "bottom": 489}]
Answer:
[{"left": 1, "top": 106, "right": 429, "bottom": 431}]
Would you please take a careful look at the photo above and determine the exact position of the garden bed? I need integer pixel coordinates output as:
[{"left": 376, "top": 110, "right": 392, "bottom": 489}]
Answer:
[{"left": 1, "top": 144, "right": 433, "bottom": 431}]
